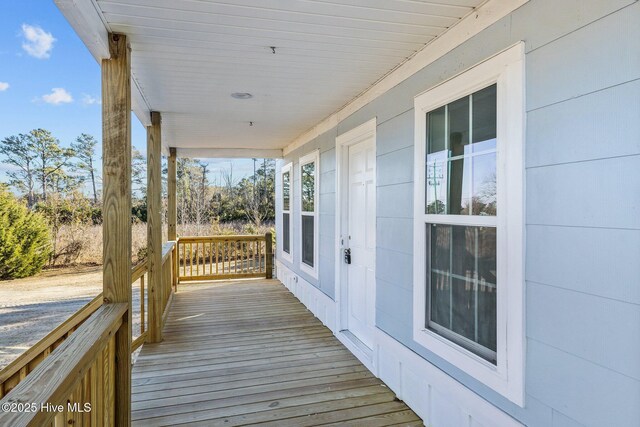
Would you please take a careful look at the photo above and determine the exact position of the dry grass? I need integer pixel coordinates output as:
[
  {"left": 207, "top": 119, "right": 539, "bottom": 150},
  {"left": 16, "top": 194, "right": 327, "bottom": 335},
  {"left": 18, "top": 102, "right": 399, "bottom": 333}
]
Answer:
[{"left": 50, "top": 221, "right": 274, "bottom": 267}]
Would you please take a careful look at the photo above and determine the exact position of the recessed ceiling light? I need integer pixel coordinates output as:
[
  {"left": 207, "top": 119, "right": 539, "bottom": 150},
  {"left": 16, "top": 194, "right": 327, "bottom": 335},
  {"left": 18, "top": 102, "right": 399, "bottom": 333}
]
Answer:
[{"left": 231, "top": 92, "right": 253, "bottom": 99}]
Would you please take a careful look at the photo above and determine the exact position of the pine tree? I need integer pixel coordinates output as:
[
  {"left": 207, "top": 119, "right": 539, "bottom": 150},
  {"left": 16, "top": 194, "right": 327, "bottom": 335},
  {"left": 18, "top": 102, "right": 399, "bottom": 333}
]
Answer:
[
  {"left": 0, "top": 133, "right": 37, "bottom": 207},
  {"left": 29, "top": 129, "right": 75, "bottom": 202},
  {"left": 72, "top": 133, "right": 99, "bottom": 203}
]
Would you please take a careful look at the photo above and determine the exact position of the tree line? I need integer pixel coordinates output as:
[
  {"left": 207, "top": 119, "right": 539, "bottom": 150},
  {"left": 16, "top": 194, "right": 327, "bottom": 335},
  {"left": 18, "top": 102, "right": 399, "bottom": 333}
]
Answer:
[
  {"left": 0, "top": 128, "right": 276, "bottom": 273},
  {"left": 0, "top": 128, "right": 276, "bottom": 227}
]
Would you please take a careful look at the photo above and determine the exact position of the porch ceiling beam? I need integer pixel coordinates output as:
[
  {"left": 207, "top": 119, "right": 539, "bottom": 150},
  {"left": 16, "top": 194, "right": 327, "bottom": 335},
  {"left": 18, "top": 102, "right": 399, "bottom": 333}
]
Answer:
[
  {"left": 176, "top": 148, "right": 283, "bottom": 159},
  {"left": 147, "top": 111, "right": 163, "bottom": 344},
  {"left": 101, "top": 32, "right": 132, "bottom": 426}
]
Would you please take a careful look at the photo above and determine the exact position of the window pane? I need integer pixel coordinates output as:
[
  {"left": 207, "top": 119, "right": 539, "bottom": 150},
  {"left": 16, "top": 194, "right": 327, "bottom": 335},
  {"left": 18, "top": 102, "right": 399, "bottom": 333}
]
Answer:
[
  {"left": 472, "top": 84, "right": 497, "bottom": 153},
  {"left": 477, "top": 227, "right": 497, "bottom": 351},
  {"left": 301, "top": 162, "right": 315, "bottom": 212},
  {"left": 424, "top": 85, "right": 497, "bottom": 218},
  {"left": 426, "top": 152, "right": 447, "bottom": 214},
  {"left": 429, "top": 224, "right": 451, "bottom": 328},
  {"left": 447, "top": 158, "right": 471, "bottom": 215},
  {"left": 448, "top": 97, "right": 470, "bottom": 157},
  {"left": 302, "top": 215, "right": 314, "bottom": 267},
  {"left": 471, "top": 153, "right": 497, "bottom": 216},
  {"left": 427, "top": 106, "right": 446, "bottom": 154},
  {"left": 283, "top": 171, "right": 290, "bottom": 211},
  {"left": 428, "top": 224, "right": 497, "bottom": 362},
  {"left": 451, "top": 226, "right": 477, "bottom": 341},
  {"left": 282, "top": 213, "right": 290, "bottom": 254}
]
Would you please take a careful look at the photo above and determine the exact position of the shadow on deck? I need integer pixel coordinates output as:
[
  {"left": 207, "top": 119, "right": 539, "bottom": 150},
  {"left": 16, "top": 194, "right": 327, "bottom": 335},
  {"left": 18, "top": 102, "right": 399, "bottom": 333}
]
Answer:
[{"left": 131, "top": 279, "right": 423, "bottom": 426}]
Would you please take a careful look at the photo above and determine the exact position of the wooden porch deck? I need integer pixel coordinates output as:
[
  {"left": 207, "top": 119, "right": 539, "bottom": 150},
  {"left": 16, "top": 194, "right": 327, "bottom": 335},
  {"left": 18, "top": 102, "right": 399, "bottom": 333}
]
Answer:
[{"left": 131, "top": 279, "right": 423, "bottom": 426}]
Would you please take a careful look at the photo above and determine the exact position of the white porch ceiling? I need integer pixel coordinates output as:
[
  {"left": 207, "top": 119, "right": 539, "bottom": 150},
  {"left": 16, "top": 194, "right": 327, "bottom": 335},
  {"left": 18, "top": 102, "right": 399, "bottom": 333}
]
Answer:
[{"left": 57, "top": 0, "right": 487, "bottom": 155}]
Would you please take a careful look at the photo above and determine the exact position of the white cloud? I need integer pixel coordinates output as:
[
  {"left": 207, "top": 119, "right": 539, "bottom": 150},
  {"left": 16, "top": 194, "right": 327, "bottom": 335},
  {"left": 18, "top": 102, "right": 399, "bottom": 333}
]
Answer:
[
  {"left": 41, "top": 88, "right": 73, "bottom": 105},
  {"left": 81, "top": 94, "right": 100, "bottom": 106},
  {"left": 21, "top": 24, "right": 55, "bottom": 59},
  {"left": 0, "top": 82, "right": 9, "bottom": 91}
]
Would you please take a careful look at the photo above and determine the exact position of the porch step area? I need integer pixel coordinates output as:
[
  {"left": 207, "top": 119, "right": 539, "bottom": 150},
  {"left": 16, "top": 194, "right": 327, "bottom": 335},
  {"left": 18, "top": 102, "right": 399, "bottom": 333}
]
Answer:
[{"left": 131, "top": 279, "right": 423, "bottom": 426}]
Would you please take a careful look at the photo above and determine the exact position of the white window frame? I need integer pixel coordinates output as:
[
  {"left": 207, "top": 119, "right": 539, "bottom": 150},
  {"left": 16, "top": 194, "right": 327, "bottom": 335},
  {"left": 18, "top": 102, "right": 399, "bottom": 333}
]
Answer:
[
  {"left": 298, "top": 151, "right": 319, "bottom": 278},
  {"left": 412, "top": 43, "right": 525, "bottom": 406},
  {"left": 280, "top": 162, "right": 293, "bottom": 263}
]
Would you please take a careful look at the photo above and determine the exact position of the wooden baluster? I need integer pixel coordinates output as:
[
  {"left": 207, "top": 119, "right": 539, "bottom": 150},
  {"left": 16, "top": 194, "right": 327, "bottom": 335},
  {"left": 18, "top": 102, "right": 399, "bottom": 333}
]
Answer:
[
  {"left": 195, "top": 242, "right": 199, "bottom": 277},
  {"left": 215, "top": 241, "right": 219, "bottom": 275},
  {"left": 82, "top": 371, "right": 91, "bottom": 426},
  {"left": 140, "top": 274, "right": 145, "bottom": 334},
  {"left": 265, "top": 232, "right": 273, "bottom": 279},
  {"left": 90, "top": 359, "right": 100, "bottom": 426}
]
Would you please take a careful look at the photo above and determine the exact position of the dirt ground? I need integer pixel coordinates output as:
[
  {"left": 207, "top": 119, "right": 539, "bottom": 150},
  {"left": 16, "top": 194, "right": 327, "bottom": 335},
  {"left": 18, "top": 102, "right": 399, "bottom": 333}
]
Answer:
[{"left": 0, "top": 265, "right": 145, "bottom": 370}]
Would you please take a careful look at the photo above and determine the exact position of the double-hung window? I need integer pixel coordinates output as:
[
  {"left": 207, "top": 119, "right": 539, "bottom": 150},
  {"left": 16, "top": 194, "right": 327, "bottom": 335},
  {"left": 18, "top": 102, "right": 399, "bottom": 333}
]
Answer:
[
  {"left": 413, "top": 44, "right": 525, "bottom": 405},
  {"left": 280, "top": 163, "right": 293, "bottom": 263},
  {"left": 299, "top": 151, "right": 319, "bottom": 278}
]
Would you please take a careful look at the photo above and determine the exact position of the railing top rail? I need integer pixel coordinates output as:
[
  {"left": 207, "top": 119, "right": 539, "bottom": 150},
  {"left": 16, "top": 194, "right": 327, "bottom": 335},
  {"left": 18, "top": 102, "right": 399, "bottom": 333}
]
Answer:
[
  {"left": 162, "top": 241, "right": 176, "bottom": 263},
  {"left": 131, "top": 259, "right": 148, "bottom": 282},
  {"left": 178, "top": 235, "right": 266, "bottom": 243},
  {"left": 0, "top": 303, "right": 127, "bottom": 427}
]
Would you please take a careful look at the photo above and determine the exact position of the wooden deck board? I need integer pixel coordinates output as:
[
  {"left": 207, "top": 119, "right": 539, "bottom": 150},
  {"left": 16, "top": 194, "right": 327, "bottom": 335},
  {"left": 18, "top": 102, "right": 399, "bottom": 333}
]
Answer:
[{"left": 131, "top": 279, "right": 423, "bottom": 426}]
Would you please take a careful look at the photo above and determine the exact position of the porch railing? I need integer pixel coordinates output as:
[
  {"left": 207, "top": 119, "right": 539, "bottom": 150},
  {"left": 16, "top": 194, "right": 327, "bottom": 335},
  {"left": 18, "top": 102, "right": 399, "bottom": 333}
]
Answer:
[
  {"left": 177, "top": 233, "right": 272, "bottom": 282},
  {"left": 0, "top": 303, "right": 126, "bottom": 426},
  {"left": 0, "top": 241, "right": 177, "bottom": 426}
]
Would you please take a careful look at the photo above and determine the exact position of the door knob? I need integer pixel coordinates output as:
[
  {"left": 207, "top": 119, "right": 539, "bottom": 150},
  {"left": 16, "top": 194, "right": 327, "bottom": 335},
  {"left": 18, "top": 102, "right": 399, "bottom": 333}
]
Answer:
[{"left": 344, "top": 248, "right": 351, "bottom": 264}]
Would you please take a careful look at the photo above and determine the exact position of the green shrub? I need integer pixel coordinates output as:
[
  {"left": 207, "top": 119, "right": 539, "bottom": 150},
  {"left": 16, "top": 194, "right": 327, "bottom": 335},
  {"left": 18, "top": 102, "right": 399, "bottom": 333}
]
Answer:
[{"left": 0, "top": 186, "right": 52, "bottom": 279}]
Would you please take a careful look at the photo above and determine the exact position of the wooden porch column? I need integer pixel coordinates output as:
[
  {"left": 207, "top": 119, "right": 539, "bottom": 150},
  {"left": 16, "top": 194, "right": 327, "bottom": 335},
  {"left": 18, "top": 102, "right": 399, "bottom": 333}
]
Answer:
[
  {"left": 147, "top": 112, "right": 163, "bottom": 343},
  {"left": 168, "top": 147, "right": 178, "bottom": 289},
  {"left": 168, "top": 147, "right": 177, "bottom": 242},
  {"left": 102, "top": 32, "right": 132, "bottom": 426}
]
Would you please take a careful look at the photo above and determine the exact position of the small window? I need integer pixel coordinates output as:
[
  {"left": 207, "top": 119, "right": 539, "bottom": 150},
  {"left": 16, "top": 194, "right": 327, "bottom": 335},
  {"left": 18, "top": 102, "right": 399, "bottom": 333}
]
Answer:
[
  {"left": 280, "top": 163, "right": 293, "bottom": 262},
  {"left": 299, "top": 151, "right": 319, "bottom": 277}
]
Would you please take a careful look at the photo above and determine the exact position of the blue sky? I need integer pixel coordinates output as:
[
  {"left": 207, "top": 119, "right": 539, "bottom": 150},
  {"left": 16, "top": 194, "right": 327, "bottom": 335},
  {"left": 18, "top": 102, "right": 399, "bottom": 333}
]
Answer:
[{"left": 0, "top": 0, "right": 253, "bottom": 185}]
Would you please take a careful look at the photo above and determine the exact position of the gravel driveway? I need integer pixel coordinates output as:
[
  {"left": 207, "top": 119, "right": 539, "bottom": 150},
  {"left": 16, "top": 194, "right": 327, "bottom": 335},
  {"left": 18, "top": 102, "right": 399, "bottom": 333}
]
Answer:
[{"left": 0, "top": 265, "right": 145, "bottom": 369}]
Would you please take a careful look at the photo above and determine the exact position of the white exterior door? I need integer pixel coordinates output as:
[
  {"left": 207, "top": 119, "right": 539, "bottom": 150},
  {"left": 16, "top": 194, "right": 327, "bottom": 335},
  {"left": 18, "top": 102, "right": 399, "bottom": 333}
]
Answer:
[{"left": 344, "top": 136, "right": 376, "bottom": 349}]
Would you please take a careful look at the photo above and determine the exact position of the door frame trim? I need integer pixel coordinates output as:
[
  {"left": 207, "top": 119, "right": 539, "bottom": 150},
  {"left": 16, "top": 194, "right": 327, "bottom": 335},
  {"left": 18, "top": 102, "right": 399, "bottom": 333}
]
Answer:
[{"left": 334, "top": 117, "right": 377, "bottom": 355}]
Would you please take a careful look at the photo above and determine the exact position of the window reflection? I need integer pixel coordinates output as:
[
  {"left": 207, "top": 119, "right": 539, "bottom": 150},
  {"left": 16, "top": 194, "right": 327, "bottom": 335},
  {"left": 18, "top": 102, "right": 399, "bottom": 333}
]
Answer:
[
  {"left": 301, "top": 162, "right": 315, "bottom": 212},
  {"left": 428, "top": 224, "right": 497, "bottom": 362},
  {"left": 425, "top": 84, "right": 497, "bottom": 216},
  {"left": 425, "top": 84, "right": 498, "bottom": 363},
  {"left": 282, "top": 171, "right": 290, "bottom": 211}
]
